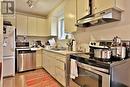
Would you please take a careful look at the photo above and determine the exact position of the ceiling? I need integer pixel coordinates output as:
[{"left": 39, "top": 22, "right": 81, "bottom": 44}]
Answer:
[{"left": 16, "top": 0, "right": 64, "bottom": 16}]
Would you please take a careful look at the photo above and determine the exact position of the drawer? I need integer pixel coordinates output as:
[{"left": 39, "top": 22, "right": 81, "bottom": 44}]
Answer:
[
  {"left": 56, "top": 59, "right": 65, "bottom": 71},
  {"left": 55, "top": 67, "right": 66, "bottom": 86},
  {"left": 43, "top": 50, "right": 57, "bottom": 57},
  {"left": 43, "top": 50, "right": 66, "bottom": 62},
  {"left": 56, "top": 55, "right": 66, "bottom": 63}
]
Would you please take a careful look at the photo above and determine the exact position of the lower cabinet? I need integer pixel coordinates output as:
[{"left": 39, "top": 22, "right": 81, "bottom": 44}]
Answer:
[
  {"left": 42, "top": 50, "right": 67, "bottom": 87},
  {"left": 36, "top": 50, "right": 42, "bottom": 68}
]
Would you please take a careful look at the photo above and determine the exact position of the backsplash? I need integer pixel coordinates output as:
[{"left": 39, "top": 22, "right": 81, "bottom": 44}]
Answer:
[
  {"left": 17, "top": 36, "right": 50, "bottom": 47},
  {"left": 74, "top": 0, "right": 130, "bottom": 44}
]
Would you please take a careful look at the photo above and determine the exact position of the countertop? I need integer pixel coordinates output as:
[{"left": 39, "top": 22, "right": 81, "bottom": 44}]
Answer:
[
  {"left": 42, "top": 48, "right": 83, "bottom": 55},
  {"left": 24, "top": 47, "right": 83, "bottom": 55}
]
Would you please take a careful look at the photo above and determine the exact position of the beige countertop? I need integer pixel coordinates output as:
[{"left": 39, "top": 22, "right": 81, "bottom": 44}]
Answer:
[
  {"left": 30, "top": 47, "right": 83, "bottom": 55},
  {"left": 42, "top": 48, "right": 83, "bottom": 55}
]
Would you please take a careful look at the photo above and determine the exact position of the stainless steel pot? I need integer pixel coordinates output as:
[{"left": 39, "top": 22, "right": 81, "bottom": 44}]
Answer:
[
  {"left": 94, "top": 49, "right": 111, "bottom": 59},
  {"left": 101, "top": 50, "right": 111, "bottom": 59},
  {"left": 111, "top": 46, "right": 126, "bottom": 59},
  {"left": 94, "top": 49, "right": 102, "bottom": 58}
]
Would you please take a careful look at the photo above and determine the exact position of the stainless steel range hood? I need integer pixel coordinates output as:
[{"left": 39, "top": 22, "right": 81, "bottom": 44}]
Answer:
[{"left": 76, "top": 8, "right": 122, "bottom": 27}]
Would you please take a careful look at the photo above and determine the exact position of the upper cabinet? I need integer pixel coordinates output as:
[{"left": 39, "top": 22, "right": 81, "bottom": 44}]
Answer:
[
  {"left": 16, "top": 14, "right": 28, "bottom": 36},
  {"left": 36, "top": 18, "right": 49, "bottom": 36},
  {"left": 64, "top": 0, "right": 77, "bottom": 33},
  {"left": 28, "top": 16, "right": 37, "bottom": 36},
  {"left": 77, "top": 0, "right": 89, "bottom": 20},
  {"left": 94, "top": 0, "right": 124, "bottom": 13},
  {"left": 16, "top": 14, "right": 49, "bottom": 36},
  {"left": 47, "top": 16, "right": 57, "bottom": 36}
]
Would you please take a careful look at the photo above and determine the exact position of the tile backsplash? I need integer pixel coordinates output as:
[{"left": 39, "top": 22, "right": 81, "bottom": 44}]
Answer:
[{"left": 17, "top": 36, "right": 50, "bottom": 46}]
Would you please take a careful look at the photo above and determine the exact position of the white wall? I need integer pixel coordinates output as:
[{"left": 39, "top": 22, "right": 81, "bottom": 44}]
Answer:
[{"left": 74, "top": 0, "right": 130, "bottom": 44}]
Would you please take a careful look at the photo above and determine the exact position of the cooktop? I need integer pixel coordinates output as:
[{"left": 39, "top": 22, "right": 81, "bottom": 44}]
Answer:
[{"left": 70, "top": 53, "right": 124, "bottom": 70}]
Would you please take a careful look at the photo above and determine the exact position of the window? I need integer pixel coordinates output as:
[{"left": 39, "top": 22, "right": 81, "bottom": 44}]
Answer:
[{"left": 58, "top": 16, "right": 67, "bottom": 40}]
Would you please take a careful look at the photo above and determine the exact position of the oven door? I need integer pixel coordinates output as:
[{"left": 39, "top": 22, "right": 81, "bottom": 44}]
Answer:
[{"left": 70, "top": 62, "right": 110, "bottom": 87}]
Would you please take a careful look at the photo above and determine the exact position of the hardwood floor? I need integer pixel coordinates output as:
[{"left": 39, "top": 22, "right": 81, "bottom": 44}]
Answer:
[{"left": 3, "top": 69, "right": 62, "bottom": 87}]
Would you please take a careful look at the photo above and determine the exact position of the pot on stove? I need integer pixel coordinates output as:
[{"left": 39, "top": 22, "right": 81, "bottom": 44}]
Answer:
[
  {"left": 94, "top": 48, "right": 111, "bottom": 59},
  {"left": 94, "top": 49, "right": 102, "bottom": 58},
  {"left": 101, "top": 49, "right": 111, "bottom": 59},
  {"left": 111, "top": 46, "right": 126, "bottom": 59}
]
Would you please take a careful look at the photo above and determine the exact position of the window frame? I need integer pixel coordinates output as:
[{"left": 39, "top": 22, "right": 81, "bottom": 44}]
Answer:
[{"left": 57, "top": 15, "right": 66, "bottom": 40}]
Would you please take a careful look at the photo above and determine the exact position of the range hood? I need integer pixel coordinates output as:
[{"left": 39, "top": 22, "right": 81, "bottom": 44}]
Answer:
[{"left": 76, "top": 8, "right": 122, "bottom": 27}]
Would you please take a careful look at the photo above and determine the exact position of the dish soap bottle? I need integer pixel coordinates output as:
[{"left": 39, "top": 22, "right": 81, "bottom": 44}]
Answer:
[{"left": 72, "top": 39, "right": 76, "bottom": 51}]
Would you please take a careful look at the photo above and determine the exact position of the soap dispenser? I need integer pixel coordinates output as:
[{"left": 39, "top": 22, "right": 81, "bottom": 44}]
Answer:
[{"left": 72, "top": 39, "right": 76, "bottom": 51}]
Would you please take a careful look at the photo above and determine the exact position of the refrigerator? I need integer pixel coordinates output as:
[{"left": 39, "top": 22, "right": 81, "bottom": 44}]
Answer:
[{"left": 3, "top": 25, "right": 15, "bottom": 77}]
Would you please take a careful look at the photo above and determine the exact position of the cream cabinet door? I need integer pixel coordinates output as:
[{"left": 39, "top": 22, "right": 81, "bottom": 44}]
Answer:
[
  {"left": 42, "top": 53, "right": 47, "bottom": 69},
  {"left": 28, "top": 16, "right": 37, "bottom": 36},
  {"left": 36, "top": 18, "right": 49, "bottom": 36},
  {"left": 94, "top": 0, "right": 115, "bottom": 13},
  {"left": 55, "top": 59, "right": 66, "bottom": 86},
  {"left": 47, "top": 16, "right": 57, "bottom": 36},
  {"left": 64, "top": 0, "right": 77, "bottom": 33},
  {"left": 77, "top": 0, "right": 89, "bottom": 20},
  {"left": 42, "top": 53, "right": 45, "bottom": 68},
  {"left": 49, "top": 57, "right": 56, "bottom": 76},
  {"left": 42, "top": 53, "right": 49, "bottom": 71},
  {"left": 36, "top": 50, "right": 42, "bottom": 68},
  {"left": 94, "top": 0, "right": 124, "bottom": 14},
  {"left": 16, "top": 14, "right": 28, "bottom": 36}
]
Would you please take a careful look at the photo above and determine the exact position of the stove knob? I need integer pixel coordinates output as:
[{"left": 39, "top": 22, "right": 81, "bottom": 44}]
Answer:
[{"left": 93, "top": 42, "right": 96, "bottom": 45}]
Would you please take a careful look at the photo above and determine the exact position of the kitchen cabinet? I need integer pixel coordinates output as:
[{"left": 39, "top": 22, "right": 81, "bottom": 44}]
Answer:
[
  {"left": 16, "top": 14, "right": 28, "bottom": 36},
  {"left": 47, "top": 16, "right": 57, "bottom": 36},
  {"left": 36, "top": 18, "right": 49, "bottom": 36},
  {"left": 36, "top": 50, "right": 42, "bottom": 68},
  {"left": 42, "top": 50, "right": 67, "bottom": 86},
  {"left": 77, "top": 0, "right": 89, "bottom": 20},
  {"left": 16, "top": 14, "right": 49, "bottom": 36},
  {"left": 55, "top": 58, "right": 66, "bottom": 86},
  {"left": 64, "top": 0, "right": 77, "bottom": 33},
  {"left": 28, "top": 16, "right": 37, "bottom": 36},
  {"left": 94, "top": 0, "right": 124, "bottom": 14}
]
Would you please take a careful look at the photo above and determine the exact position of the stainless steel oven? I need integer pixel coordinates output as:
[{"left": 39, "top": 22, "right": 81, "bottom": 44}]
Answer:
[{"left": 69, "top": 62, "right": 110, "bottom": 87}]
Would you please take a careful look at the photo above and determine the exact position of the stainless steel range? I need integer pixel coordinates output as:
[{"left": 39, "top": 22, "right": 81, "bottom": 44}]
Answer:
[{"left": 69, "top": 53, "right": 130, "bottom": 87}]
